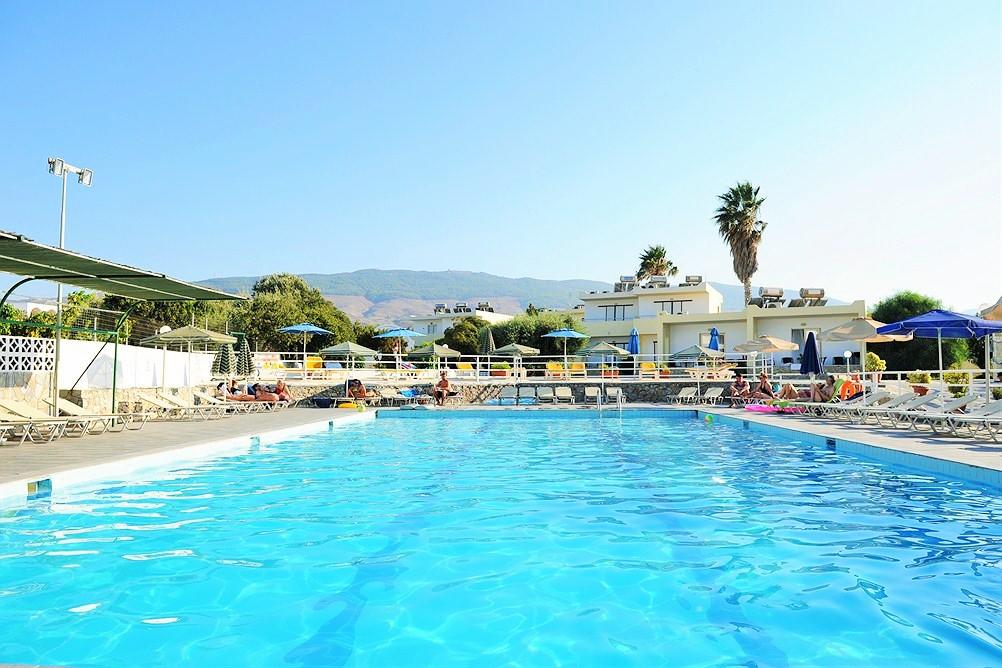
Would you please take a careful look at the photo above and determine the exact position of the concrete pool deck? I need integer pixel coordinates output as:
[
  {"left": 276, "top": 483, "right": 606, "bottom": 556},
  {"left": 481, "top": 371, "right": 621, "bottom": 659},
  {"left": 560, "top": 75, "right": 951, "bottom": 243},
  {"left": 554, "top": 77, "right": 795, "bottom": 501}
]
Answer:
[{"left": 0, "top": 405, "right": 998, "bottom": 502}]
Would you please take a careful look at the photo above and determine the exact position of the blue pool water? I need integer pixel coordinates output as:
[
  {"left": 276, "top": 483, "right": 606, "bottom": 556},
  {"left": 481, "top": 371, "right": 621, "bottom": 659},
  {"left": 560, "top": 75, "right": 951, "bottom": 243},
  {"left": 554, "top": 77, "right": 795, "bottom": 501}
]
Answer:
[{"left": 1, "top": 411, "right": 999, "bottom": 667}]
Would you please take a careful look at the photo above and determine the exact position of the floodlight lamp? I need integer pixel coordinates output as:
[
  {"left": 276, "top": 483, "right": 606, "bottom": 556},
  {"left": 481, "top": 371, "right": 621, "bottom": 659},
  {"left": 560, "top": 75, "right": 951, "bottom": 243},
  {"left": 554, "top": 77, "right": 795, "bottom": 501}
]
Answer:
[
  {"left": 843, "top": 349, "right": 852, "bottom": 360},
  {"left": 48, "top": 157, "right": 65, "bottom": 176},
  {"left": 78, "top": 169, "right": 93, "bottom": 187}
]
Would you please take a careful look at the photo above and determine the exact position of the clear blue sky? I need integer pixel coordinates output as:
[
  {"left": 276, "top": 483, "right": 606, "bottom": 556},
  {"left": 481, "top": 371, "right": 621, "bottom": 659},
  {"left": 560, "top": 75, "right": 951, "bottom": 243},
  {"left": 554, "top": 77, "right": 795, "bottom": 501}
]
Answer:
[{"left": 1, "top": 2, "right": 999, "bottom": 310}]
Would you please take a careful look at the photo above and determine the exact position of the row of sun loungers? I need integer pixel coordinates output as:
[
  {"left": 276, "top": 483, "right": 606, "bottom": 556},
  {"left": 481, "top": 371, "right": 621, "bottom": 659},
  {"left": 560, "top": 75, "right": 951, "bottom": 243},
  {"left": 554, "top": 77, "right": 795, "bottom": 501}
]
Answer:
[
  {"left": 0, "top": 390, "right": 295, "bottom": 446},
  {"left": 495, "top": 386, "right": 626, "bottom": 405}
]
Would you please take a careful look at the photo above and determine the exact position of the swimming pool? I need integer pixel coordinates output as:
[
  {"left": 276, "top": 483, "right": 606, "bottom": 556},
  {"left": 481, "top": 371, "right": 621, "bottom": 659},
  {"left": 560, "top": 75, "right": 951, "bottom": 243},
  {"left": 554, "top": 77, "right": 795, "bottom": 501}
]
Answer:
[{"left": 1, "top": 410, "right": 998, "bottom": 667}]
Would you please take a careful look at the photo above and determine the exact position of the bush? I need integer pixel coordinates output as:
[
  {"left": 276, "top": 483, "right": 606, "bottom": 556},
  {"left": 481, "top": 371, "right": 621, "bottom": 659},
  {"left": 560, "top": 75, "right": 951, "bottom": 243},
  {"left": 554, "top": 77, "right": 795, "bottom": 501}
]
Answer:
[
  {"left": 992, "top": 388, "right": 1002, "bottom": 401},
  {"left": 907, "top": 371, "right": 931, "bottom": 384},
  {"left": 491, "top": 313, "right": 587, "bottom": 355},
  {"left": 869, "top": 292, "right": 969, "bottom": 370},
  {"left": 490, "top": 362, "right": 512, "bottom": 370},
  {"left": 864, "top": 352, "right": 886, "bottom": 372},
  {"left": 943, "top": 362, "right": 975, "bottom": 397}
]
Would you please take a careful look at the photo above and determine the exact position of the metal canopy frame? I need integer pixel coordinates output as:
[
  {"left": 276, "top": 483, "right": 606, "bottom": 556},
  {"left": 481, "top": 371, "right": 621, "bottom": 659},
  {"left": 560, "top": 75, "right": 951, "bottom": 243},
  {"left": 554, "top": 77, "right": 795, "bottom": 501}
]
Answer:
[{"left": 0, "top": 230, "right": 244, "bottom": 414}]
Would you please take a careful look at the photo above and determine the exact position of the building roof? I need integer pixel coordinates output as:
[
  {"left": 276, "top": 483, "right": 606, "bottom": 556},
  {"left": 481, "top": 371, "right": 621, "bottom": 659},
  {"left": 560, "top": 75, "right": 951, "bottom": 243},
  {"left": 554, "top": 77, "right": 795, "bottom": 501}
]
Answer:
[{"left": 0, "top": 230, "right": 243, "bottom": 301}]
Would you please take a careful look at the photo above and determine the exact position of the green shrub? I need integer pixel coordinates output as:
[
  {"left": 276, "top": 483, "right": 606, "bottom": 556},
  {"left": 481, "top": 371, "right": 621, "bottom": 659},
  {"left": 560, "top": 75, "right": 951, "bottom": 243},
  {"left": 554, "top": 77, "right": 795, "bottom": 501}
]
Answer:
[
  {"left": 864, "top": 352, "right": 886, "bottom": 372},
  {"left": 992, "top": 388, "right": 1002, "bottom": 401},
  {"left": 490, "top": 362, "right": 512, "bottom": 370},
  {"left": 907, "top": 371, "right": 931, "bottom": 384},
  {"left": 943, "top": 362, "right": 975, "bottom": 397}
]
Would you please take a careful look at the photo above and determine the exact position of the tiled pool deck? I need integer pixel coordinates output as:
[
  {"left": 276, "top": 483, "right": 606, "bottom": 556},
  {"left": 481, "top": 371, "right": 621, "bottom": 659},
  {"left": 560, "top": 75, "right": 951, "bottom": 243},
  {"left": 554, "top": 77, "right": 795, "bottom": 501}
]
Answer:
[{"left": 0, "top": 405, "right": 998, "bottom": 505}]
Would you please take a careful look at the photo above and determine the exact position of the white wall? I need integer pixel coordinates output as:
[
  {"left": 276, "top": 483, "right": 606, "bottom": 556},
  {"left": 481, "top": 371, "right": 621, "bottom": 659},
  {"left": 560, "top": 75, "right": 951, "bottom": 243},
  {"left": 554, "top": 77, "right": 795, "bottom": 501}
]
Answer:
[{"left": 57, "top": 339, "right": 215, "bottom": 390}]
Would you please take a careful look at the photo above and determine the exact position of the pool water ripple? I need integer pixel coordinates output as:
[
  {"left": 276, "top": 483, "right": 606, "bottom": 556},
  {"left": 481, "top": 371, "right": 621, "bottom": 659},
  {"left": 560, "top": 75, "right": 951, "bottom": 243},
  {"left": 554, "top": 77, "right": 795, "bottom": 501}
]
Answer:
[{"left": 0, "top": 412, "right": 999, "bottom": 667}]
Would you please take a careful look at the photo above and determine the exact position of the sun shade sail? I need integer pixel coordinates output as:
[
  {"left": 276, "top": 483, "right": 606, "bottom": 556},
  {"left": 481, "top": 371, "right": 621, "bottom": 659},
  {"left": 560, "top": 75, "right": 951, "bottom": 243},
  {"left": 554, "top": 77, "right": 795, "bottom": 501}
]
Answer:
[{"left": 0, "top": 230, "right": 243, "bottom": 301}]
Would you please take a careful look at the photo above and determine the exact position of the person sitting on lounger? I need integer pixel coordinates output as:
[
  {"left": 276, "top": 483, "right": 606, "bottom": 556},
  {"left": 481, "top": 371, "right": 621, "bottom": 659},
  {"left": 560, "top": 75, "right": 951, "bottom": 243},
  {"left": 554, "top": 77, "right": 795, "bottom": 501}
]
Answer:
[
  {"left": 432, "top": 371, "right": 453, "bottom": 406},
  {"left": 251, "top": 383, "right": 280, "bottom": 402},
  {"left": 751, "top": 373, "right": 776, "bottom": 400},
  {"left": 274, "top": 379, "right": 292, "bottom": 402},
  {"left": 729, "top": 373, "right": 750, "bottom": 406},
  {"left": 778, "top": 375, "right": 836, "bottom": 402},
  {"left": 227, "top": 379, "right": 256, "bottom": 401}
]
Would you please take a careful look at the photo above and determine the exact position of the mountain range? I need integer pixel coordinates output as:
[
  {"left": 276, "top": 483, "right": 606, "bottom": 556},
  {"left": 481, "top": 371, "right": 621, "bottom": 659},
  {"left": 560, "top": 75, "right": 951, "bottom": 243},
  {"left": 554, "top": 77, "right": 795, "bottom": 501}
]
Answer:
[{"left": 197, "top": 270, "right": 844, "bottom": 324}]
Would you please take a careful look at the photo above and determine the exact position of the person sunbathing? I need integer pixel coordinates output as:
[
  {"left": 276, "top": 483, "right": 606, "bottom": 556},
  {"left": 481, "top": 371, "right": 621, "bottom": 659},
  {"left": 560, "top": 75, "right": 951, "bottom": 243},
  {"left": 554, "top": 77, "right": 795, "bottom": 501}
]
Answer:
[
  {"left": 251, "top": 383, "right": 280, "bottom": 402},
  {"left": 751, "top": 373, "right": 776, "bottom": 400},
  {"left": 274, "top": 379, "right": 292, "bottom": 402},
  {"left": 778, "top": 375, "right": 836, "bottom": 402},
  {"left": 226, "top": 380, "right": 256, "bottom": 401},
  {"left": 728, "top": 373, "right": 750, "bottom": 406}
]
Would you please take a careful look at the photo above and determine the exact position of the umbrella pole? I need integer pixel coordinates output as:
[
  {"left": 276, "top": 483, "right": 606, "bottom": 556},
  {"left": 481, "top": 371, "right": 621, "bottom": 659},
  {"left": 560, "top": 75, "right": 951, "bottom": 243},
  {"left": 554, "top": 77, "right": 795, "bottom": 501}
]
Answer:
[
  {"left": 303, "top": 333, "right": 308, "bottom": 380},
  {"left": 861, "top": 339, "right": 866, "bottom": 404},
  {"left": 937, "top": 329, "right": 943, "bottom": 388},
  {"left": 986, "top": 334, "right": 991, "bottom": 400}
]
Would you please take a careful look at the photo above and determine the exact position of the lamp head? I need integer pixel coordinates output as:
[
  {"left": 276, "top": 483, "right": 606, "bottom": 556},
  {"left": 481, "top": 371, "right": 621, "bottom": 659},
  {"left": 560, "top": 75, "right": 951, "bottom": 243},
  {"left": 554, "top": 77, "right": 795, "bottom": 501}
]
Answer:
[
  {"left": 48, "top": 157, "right": 65, "bottom": 177},
  {"left": 78, "top": 169, "right": 93, "bottom": 187}
]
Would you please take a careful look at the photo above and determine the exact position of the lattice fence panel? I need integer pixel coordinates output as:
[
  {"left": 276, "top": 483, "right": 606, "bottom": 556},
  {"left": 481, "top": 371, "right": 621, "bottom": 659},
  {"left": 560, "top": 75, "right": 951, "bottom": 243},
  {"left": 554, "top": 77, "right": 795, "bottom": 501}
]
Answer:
[{"left": 0, "top": 336, "right": 55, "bottom": 372}]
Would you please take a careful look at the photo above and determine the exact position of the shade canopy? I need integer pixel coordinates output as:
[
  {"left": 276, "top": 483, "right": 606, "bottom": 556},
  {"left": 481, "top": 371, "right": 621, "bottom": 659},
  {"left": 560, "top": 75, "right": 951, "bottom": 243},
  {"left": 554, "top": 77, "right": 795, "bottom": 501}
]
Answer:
[
  {"left": 626, "top": 328, "right": 640, "bottom": 355},
  {"left": 542, "top": 328, "right": 588, "bottom": 339},
  {"left": 978, "top": 297, "right": 1002, "bottom": 321},
  {"left": 139, "top": 325, "right": 236, "bottom": 347},
  {"left": 407, "top": 343, "right": 461, "bottom": 358},
  {"left": 374, "top": 327, "right": 425, "bottom": 339},
  {"left": 279, "top": 323, "right": 332, "bottom": 335},
  {"left": 672, "top": 344, "right": 725, "bottom": 359},
  {"left": 491, "top": 343, "right": 540, "bottom": 357},
  {"left": 581, "top": 341, "right": 631, "bottom": 356},
  {"left": 799, "top": 331, "right": 823, "bottom": 376},
  {"left": 822, "top": 318, "right": 912, "bottom": 343},
  {"left": 0, "top": 229, "right": 243, "bottom": 301},
  {"left": 734, "top": 335, "right": 800, "bottom": 353},
  {"left": 319, "top": 341, "right": 379, "bottom": 357},
  {"left": 875, "top": 309, "right": 1002, "bottom": 339}
]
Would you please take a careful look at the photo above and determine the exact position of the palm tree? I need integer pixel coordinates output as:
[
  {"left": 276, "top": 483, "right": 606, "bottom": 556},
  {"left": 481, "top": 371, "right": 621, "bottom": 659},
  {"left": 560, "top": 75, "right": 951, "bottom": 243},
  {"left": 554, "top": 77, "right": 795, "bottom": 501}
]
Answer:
[
  {"left": 636, "top": 245, "right": 678, "bottom": 281},
  {"left": 713, "top": 182, "right": 767, "bottom": 305}
]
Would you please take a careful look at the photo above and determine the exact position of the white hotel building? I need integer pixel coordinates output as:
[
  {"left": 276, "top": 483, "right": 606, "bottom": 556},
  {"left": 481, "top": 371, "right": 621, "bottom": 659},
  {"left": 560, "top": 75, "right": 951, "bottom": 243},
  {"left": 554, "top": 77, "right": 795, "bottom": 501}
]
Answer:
[
  {"left": 408, "top": 302, "right": 513, "bottom": 343},
  {"left": 577, "top": 275, "right": 866, "bottom": 365}
]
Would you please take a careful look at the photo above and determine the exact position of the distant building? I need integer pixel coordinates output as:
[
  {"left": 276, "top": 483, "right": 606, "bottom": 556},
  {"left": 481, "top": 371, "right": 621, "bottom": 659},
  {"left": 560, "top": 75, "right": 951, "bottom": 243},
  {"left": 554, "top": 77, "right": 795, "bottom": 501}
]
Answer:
[
  {"left": 408, "top": 302, "right": 514, "bottom": 342},
  {"left": 578, "top": 274, "right": 866, "bottom": 363}
]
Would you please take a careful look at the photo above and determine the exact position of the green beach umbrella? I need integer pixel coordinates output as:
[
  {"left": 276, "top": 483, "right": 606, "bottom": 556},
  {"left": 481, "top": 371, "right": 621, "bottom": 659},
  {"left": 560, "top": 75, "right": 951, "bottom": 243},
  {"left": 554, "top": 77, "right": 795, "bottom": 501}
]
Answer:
[{"left": 236, "top": 335, "right": 254, "bottom": 377}]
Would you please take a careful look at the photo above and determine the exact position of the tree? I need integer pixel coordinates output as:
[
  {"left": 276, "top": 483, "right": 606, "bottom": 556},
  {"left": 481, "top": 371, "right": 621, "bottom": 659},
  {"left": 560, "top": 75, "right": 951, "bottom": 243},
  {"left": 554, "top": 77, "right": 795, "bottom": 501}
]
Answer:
[
  {"left": 869, "top": 291, "right": 969, "bottom": 371},
  {"left": 636, "top": 245, "right": 678, "bottom": 281},
  {"left": 442, "top": 316, "right": 487, "bottom": 355},
  {"left": 228, "top": 274, "right": 354, "bottom": 351},
  {"left": 713, "top": 182, "right": 767, "bottom": 305},
  {"left": 491, "top": 313, "right": 587, "bottom": 354},
  {"left": 525, "top": 303, "right": 540, "bottom": 316},
  {"left": 0, "top": 304, "right": 24, "bottom": 336}
]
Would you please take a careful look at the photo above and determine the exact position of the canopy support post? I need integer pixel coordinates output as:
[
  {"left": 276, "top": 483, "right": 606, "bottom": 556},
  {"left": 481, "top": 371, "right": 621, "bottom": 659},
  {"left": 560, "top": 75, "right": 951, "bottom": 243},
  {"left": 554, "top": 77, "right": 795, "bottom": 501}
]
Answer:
[
  {"left": 111, "top": 305, "right": 137, "bottom": 414},
  {"left": 0, "top": 277, "right": 37, "bottom": 311}
]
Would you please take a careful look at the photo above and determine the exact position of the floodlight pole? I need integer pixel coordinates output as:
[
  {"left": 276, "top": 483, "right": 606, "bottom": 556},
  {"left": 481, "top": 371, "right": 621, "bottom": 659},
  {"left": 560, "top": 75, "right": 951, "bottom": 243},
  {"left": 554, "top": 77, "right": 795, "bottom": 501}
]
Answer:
[{"left": 48, "top": 157, "right": 91, "bottom": 417}]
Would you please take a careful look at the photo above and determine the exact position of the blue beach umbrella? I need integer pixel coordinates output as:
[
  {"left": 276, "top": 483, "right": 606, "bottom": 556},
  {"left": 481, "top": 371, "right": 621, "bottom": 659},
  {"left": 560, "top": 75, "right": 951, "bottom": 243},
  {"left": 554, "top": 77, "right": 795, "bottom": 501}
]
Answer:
[
  {"left": 877, "top": 309, "right": 1002, "bottom": 394},
  {"left": 799, "top": 331, "right": 823, "bottom": 379},
  {"left": 542, "top": 328, "right": 589, "bottom": 367},
  {"left": 278, "top": 323, "right": 333, "bottom": 370},
  {"left": 374, "top": 327, "right": 426, "bottom": 364},
  {"left": 707, "top": 327, "right": 720, "bottom": 351},
  {"left": 627, "top": 328, "right": 640, "bottom": 355}
]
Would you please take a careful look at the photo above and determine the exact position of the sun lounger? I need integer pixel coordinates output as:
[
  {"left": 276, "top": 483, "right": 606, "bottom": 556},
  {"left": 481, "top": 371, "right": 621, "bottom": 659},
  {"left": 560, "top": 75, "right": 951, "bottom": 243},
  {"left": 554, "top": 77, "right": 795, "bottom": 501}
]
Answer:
[
  {"left": 606, "top": 387, "right": 626, "bottom": 404},
  {"left": 584, "top": 387, "right": 601, "bottom": 404},
  {"left": 847, "top": 392, "right": 919, "bottom": 424},
  {"left": 45, "top": 397, "right": 148, "bottom": 432},
  {"left": 498, "top": 386, "right": 517, "bottom": 405},
  {"left": 902, "top": 394, "right": 980, "bottom": 431},
  {"left": 554, "top": 387, "right": 574, "bottom": 404},
  {"left": 0, "top": 399, "right": 94, "bottom": 437},
  {"left": 157, "top": 392, "right": 229, "bottom": 420},
  {"left": 669, "top": 387, "right": 698, "bottom": 404},
  {"left": 516, "top": 387, "right": 537, "bottom": 405},
  {"left": 536, "top": 386, "right": 555, "bottom": 403},
  {"left": 192, "top": 390, "right": 264, "bottom": 414},
  {"left": 872, "top": 392, "right": 942, "bottom": 427},
  {"left": 943, "top": 401, "right": 1002, "bottom": 440},
  {"left": 698, "top": 387, "right": 724, "bottom": 404},
  {"left": 0, "top": 419, "right": 30, "bottom": 446},
  {"left": 0, "top": 411, "right": 66, "bottom": 443}
]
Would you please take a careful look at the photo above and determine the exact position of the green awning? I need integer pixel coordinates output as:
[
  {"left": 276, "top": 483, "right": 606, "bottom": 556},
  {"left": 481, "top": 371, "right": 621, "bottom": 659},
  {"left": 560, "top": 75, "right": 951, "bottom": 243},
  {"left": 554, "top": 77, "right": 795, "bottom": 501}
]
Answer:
[
  {"left": 139, "top": 325, "right": 237, "bottom": 347},
  {"left": 407, "top": 343, "right": 461, "bottom": 358},
  {"left": 0, "top": 230, "right": 243, "bottom": 301},
  {"left": 491, "top": 343, "right": 540, "bottom": 357},
  {"left": 580, "top": 341, "right": 631, "bottom": 356}
]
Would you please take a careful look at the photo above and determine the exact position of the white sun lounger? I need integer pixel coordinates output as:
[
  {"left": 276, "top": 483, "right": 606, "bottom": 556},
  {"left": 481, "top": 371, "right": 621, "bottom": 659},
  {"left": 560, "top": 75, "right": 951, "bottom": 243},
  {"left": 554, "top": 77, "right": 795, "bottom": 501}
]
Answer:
[
  {"left": 516, "top": 387, "right": 537, "bottom": 405},
  {"left": 498, "top": 386, "right": 517, "bottom": 405},
  {"left": 536, "top": 386, "right": 555, "bottom": 403},
  {"left": 0, "top": 399, "right": 94, "bottom": 437},
  {"left": 901, "top": 394, "right": 980, "bottom": 431},
  {"left": 584, "top": 387, "right": 601, "bottom": 404},
  {"left": 554, "top": 387, "right": 574, "bottom": 404},
  {"left": 943, "top": 401, "right": 1002, "bottom": 441},
  {"left": 606, "top": 387, "right": 626, "bottom": 404},
  {"left": 0, "top": 411, "right": 66, "bottom": 443},
  {"left": 872, "top": 392, "right": 942, "bottom": 427},
  {"left": 848, "top": 392, "right": 920, "bottom": 424},
  {"left": 45, "top": 397, "right": 148, "bottom": 432},
  {"left": 670, "top": 387, "right": 698, "bottom": 404}
]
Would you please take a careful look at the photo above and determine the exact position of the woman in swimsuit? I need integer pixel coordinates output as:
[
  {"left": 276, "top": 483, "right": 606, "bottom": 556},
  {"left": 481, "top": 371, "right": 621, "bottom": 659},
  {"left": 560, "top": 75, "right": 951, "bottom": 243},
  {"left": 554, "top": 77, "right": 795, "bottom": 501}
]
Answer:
[
  {"left": 432, "top": 371, "right": 452, "bottom": 406},
  {"left": 751, "top": 373, "right": 776, "bottom": 400}
]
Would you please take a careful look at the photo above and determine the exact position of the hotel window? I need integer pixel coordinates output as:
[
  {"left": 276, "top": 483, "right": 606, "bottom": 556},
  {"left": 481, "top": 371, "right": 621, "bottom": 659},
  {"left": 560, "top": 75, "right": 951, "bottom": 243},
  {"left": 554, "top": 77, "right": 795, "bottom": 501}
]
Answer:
[
  {"left": 790, "top": 328, "right": 820, "bottom": 346},
  {"left": 654, "top": 299, "right": 693, "bottom": 315},
  {"left": 598, "top": 304, "right": 631, "bottom": 321},
  {"left": 698, "top": 331, "right": 725, "bottom": 348}
]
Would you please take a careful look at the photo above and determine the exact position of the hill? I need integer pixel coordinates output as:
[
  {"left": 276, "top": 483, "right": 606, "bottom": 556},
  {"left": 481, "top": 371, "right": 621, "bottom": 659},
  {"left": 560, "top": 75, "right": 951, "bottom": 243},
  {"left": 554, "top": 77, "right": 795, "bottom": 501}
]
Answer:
[{"left": 198, "top": 270, "right": 845, "bottom": 323}]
